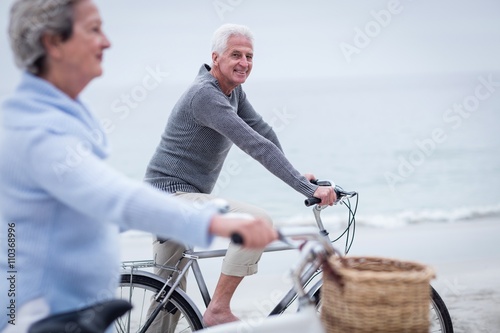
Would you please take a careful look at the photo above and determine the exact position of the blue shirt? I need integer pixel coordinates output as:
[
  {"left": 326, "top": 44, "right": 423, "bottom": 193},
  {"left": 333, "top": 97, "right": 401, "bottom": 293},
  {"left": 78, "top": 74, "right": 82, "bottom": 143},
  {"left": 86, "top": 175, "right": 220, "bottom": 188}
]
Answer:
[{"left": 0, "top": 73, "right": 216, "bottom": 330}]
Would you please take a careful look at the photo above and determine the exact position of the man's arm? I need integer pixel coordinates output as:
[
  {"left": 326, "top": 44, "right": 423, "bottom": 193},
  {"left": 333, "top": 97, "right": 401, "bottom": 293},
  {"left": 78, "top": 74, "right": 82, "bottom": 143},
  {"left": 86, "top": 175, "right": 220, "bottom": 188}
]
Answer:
[
  {"left": 192, "top": 86, "right": 318, "bottom": 198},
  {"left": 236, "top": 88, "right": 284, "bottom": 152}
]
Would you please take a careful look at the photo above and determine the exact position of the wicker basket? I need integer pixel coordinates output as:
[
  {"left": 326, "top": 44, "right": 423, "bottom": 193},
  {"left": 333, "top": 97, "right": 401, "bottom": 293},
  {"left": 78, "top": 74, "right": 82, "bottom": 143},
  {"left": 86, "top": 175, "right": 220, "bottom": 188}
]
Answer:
[{"left": 321, "top": 256, "right": 435, "bottom": 333}]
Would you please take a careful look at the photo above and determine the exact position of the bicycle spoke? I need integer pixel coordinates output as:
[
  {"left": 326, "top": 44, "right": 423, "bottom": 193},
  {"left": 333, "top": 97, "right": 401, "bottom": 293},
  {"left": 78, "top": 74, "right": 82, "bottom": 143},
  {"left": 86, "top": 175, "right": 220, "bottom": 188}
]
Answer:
[{"left": 117, "top": 273, "right": 204, "bottom": 332}]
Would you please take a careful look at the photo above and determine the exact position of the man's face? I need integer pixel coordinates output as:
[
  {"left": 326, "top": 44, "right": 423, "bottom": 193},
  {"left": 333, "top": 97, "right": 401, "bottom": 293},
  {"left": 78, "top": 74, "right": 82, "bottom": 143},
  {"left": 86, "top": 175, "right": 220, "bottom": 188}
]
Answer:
[{"left": 212, "top": 35, "right": 253, "bottom": 93}]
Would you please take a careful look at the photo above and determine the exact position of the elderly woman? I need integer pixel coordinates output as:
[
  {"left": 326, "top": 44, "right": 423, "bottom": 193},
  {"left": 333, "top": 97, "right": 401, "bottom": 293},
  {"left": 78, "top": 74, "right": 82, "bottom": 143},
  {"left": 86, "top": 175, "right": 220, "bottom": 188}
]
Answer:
[{"left": 0, "top": 1, "right": 277, "bottom": 332}]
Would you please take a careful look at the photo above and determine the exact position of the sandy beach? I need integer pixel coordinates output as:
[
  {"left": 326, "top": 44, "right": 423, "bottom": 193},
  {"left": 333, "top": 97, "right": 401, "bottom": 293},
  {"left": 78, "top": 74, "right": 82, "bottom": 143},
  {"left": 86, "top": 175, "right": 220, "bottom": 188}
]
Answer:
[
  {"left": 0, "top": 1, "right": 498, "bottom": 333},
  {"left": 348, "top": 217, "right": 500, "bottom": 333},
  {"left": 120, "top": 217, "right": 500, "bottom": 332}
]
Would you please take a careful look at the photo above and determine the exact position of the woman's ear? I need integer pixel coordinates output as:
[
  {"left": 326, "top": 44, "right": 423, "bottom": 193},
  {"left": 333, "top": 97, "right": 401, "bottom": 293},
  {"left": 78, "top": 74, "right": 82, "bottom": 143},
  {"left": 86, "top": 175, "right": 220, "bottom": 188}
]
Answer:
[{"left": 41, "top": 33, "right": 64, "bottom": 59}]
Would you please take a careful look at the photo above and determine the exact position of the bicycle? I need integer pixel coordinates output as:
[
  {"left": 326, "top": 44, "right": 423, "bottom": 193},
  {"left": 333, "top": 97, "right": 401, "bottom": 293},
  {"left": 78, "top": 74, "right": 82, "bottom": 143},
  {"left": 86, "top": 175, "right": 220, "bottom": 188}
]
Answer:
[
  {"left": 28, "top": 220, "right": 453, "bottom": 333},
  {"left": 27, "top": 183, "right": 453, "bottom": 333},
  {"left": 27, "top": 227, "right": 352, "bottom": 333},
  {"left": 196, "top": 227, "right": 341, "bottom": 333},
  {"left": 115, "top": 182, "right": 454, "bottom": 333}
]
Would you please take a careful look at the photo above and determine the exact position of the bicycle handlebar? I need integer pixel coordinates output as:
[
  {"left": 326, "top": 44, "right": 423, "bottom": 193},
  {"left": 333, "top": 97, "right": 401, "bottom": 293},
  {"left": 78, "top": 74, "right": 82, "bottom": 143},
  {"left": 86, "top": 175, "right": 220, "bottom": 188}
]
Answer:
[
  {"left": 231, "top": 229, "right": 297, "bottom": 247},
  {"left": 230, "top": 233, "right": 244, "bottom": 244},
  {"left": 231, "top": 223, "right": 341, "bottom": 249},
  {"left": 231, "top": 182, "right": 357, "bottom": 245},
  {"left": 305, "top": 180, "right": 357, "bottom": 207}
]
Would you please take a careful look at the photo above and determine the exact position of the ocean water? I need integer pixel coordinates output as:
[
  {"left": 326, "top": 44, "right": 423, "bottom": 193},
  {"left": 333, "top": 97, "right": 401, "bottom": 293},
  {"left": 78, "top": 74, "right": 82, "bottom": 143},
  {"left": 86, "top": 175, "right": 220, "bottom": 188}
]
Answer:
[
  {"left": 1, "top": 0, "right": 499, "bottom": 230},
  {"left": 84, "top": 72, "right": 500, "bottom": 229}
]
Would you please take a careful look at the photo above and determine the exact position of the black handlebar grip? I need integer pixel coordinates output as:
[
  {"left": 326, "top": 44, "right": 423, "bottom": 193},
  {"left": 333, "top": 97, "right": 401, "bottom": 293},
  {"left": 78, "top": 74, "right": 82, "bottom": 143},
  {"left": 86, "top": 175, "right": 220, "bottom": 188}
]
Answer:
[
  {"left": 231, "top": 233, "right": 244, "bottom": 245},
  {"left": 304, "top": 197, "right": 321, "bottom": 207}
]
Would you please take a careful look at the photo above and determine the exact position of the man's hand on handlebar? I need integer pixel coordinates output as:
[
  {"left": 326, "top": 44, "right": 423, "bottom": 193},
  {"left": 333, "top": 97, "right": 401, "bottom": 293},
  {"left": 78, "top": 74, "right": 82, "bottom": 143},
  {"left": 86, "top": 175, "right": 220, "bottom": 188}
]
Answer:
[
  {"left": 303, "top": 173, "right": 317, "bottom": 182},
  {"left": 312, "top": 185, "right": 337, "bottom": 206},
  {"left": 306, "top": 174, "right": 337, "bottom": 206}
]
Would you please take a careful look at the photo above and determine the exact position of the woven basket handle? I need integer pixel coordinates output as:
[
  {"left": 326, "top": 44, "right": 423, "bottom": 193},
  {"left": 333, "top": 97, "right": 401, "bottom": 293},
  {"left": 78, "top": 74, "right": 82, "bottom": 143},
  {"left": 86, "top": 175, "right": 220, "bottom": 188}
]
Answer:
[{"left": 322, "top": 248, "right": 347, "bottom": 290}]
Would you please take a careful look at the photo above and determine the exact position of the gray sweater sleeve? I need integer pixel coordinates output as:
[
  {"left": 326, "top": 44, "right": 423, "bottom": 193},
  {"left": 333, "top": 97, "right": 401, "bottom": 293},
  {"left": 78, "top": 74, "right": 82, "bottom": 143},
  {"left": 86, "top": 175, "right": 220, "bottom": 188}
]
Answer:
[
  {"left": 236, "top": 89, "right": 284, "bottom": 152},
  {"left": 191, "top": 86, "right": 317, "bottom": 198}
]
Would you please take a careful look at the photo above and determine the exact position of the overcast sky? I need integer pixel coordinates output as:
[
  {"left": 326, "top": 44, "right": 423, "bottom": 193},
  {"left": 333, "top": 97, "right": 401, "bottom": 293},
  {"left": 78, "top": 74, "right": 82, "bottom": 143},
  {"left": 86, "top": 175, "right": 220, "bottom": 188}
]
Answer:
[
  {"left": 1, "top": 0, "right": 499, "bottom": 213},
  {"left": 1, "top": 0, "right": 500, "bottom": 92}
]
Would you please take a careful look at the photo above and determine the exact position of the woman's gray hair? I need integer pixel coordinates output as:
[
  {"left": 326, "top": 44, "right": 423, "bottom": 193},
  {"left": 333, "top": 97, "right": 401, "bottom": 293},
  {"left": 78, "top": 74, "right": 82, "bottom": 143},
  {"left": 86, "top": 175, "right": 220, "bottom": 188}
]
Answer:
[
  {"left": 8, "top": 0, "right": 80, "bottom": 74},
  {"left": 211, "top": 23, "right": 254, "bottom": 55}
]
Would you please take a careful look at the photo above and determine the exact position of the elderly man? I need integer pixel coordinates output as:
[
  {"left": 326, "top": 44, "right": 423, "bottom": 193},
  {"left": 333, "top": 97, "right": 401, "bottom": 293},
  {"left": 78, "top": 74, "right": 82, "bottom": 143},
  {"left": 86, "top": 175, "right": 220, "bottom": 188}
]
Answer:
[{"left": 144, "top": 23, "right": 335, "bottom": 328}]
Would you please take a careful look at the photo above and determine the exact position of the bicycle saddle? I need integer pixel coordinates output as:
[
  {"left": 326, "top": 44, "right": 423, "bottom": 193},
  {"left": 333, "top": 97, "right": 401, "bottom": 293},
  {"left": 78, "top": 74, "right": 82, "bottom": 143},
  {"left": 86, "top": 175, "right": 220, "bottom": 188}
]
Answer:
[{"left": 28, "top": 299, "right": 132, "bottom": 333}]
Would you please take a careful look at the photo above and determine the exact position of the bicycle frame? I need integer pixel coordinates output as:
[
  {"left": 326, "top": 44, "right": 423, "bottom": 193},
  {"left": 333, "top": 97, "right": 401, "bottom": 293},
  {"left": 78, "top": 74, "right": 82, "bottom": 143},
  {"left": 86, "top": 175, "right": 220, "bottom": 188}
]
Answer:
[
  {"left": 197, "top": 237, "right": 333, "bottom": 333},
  {"left": 191, "top": 239, "right": 325, "bottom": 311},
  {"left": 120, "top": 203, "right": 343, "bottom": 332},
  {"left": 32, "top": 187, "right": 454, "bottom": 332},
  {"left": 120, "top": 241, "right": 321, "bottom": 327}
]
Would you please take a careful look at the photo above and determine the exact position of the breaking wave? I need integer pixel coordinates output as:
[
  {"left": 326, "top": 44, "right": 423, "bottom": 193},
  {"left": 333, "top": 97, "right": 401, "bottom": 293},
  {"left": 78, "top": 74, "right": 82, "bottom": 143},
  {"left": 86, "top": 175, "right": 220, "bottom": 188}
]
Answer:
[{"left": 275, "top": 203, "right": 500, "bottom": 229}]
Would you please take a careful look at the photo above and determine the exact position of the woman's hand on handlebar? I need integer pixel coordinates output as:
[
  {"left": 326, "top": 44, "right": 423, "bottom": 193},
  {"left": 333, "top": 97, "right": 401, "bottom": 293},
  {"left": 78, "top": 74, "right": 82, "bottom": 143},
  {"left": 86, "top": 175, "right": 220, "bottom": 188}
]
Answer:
[{"left": 209, "top": 214, "right": 278, "bottom": 248}]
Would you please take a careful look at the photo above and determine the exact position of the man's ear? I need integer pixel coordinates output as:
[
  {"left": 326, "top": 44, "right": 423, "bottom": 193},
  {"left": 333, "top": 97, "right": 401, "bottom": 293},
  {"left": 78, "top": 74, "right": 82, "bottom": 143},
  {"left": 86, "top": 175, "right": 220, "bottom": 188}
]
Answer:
[
  {"left": 41, "top": 33, "right": 64, "bottom": 59},
  {"left": 211, "top": 52, "right": 218, "bottom": 66}
]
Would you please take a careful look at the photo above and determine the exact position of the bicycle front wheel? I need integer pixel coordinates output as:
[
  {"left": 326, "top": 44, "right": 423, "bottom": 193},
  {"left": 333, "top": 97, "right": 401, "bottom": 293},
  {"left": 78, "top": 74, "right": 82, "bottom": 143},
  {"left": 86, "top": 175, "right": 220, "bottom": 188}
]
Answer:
[
  {"left": 311, "top": 284, "right": 453, "bottom": 332},
  {"left": 430, "top": 286, "right": 454, "bottom": 333},
  {"left": 116, "top": 272, "right": 204, "bottom": 333}
]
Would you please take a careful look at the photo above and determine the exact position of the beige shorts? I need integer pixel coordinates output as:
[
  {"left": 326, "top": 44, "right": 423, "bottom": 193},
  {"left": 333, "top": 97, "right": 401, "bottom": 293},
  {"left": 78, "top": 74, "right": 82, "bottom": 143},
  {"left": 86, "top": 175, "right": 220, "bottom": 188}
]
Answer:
[{"left": 153, "top": 192, "right": 273, "bottom": 278}]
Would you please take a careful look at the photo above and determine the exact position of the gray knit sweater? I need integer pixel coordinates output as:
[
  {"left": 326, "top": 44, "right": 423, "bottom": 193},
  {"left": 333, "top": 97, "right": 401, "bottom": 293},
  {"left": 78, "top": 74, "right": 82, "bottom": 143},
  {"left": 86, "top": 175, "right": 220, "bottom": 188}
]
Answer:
[{"left": 145, "top": 64, "right": 317, "bottom": 198}]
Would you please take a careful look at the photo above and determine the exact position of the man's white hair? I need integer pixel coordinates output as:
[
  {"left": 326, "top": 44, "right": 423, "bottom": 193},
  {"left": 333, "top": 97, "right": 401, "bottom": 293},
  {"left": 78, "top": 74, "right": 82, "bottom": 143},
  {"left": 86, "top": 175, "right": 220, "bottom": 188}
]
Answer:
[{"left": 211, "top": 23, "right": 254, "bottom": 55}]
